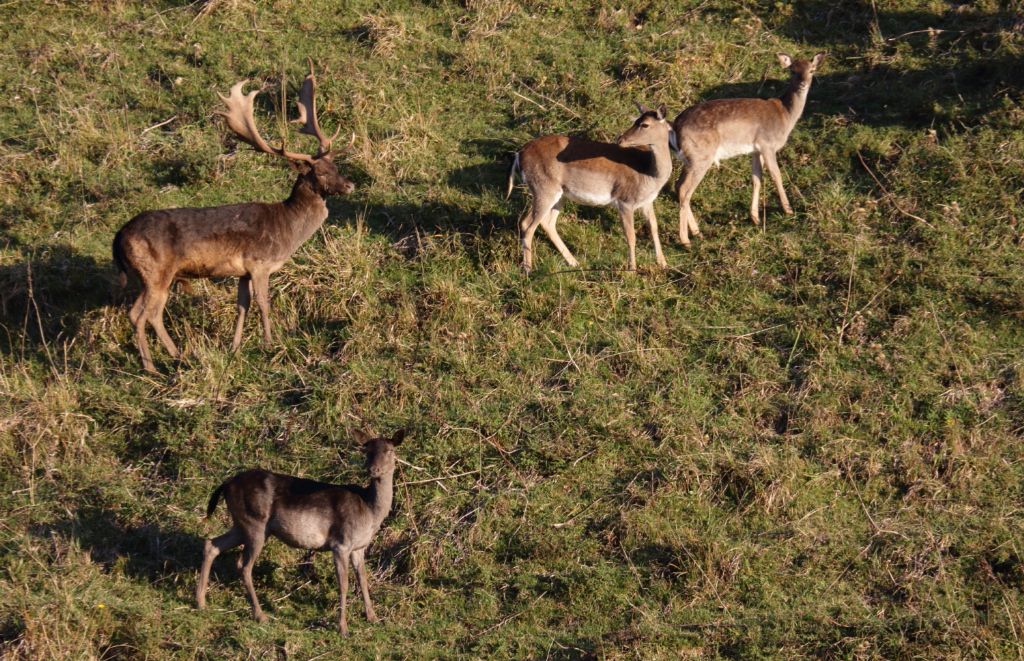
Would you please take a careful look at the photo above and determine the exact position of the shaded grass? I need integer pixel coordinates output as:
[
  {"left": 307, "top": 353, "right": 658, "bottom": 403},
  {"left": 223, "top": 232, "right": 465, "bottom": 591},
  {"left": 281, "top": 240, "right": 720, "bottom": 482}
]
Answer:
[{"left": 1, "top": 0, "right": 1023, "bottom": 658}]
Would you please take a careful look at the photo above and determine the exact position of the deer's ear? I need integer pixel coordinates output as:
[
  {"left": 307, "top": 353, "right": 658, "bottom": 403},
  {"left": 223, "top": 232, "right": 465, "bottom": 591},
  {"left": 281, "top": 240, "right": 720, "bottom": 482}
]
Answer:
[
  {"left": 811, "top": 52, "right": 826, "bottom": 68},
  {"left": 777, "top": 53, "right": 793, "bottom": 68},
  {"left": 656, "top": 104, "right": 667, "bottom": 120},
  {"left": 634, "top": 101, "right": 648, "bottom": 116},
  {"left": 289, "top": 160, "right": 312, "bottom": 174},
  {"left": 391, "top": 429, "right": 406, "bottom": 446},
  {"left": 352, "top": 429, "right": 372, "bottom": 445}
]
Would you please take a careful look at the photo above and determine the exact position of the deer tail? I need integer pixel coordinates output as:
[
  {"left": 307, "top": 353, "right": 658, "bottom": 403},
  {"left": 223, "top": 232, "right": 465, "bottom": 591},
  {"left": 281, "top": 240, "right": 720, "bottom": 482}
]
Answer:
[
  {"left": 206, "top": 482, "right": 226, "bottom": 518},
  {"left": 505, "top": 152, "right": 520, "bottom": 200},
  {"left": 111, "top": 229, "right": 129, "bottom": 288}
]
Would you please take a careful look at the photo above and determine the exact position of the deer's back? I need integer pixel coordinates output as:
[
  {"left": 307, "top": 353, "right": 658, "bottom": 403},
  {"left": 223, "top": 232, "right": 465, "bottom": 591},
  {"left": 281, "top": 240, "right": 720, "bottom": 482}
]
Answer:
[
  {"left": 117, "top": 202, "right": 291, "bottom": 278},
  {"left": 519, "top": 134, "right": 664, "bottom": 206},
  {"left": 673, "top": 98, "right": 790, "bottom": 158},
  {"left": 221, "top": 469, "right": 374, "bottom": 551}
]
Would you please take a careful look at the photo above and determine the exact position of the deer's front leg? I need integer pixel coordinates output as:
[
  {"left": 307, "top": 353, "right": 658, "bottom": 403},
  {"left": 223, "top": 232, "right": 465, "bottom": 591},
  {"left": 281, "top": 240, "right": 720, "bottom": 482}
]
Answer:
[
  {"left": 750, "top": 152, "right": 764, "bottom": 225},
  {"left": 332, "top": 546, "right": 350, "bottom": 636},
  {"left": 640, "top": 203, "right": 667, "bottom": 268},
  {"left": 762, "top": 150, "right": 793, "bottom": 215},
  {"left": 351, "top": 549, "right": 377, "bottom": 622},
  {"left": 618, "top": 205, "right": 637, "bottom": 271}
]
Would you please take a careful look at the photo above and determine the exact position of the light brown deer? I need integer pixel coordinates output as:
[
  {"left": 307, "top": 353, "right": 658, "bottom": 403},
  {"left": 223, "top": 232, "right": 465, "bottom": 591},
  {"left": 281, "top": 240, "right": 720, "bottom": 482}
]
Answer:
[
  {"left": 673, "top": 52, "right": 825, "bottom": 245},
  {"left": 507, "top": 104, "right": 677, "bottom": 272},
  {"left": 196, "top": 429, "right": 405, "bottom": 635},
  {"left": 112, "top": 61, "right": 354, "bottom": 373}
]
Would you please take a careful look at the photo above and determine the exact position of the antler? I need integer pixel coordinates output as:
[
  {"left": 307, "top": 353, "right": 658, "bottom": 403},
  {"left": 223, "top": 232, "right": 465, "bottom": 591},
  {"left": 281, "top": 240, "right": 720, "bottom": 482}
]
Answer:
[
  {"left": 216, "top": 81, "right": 314, "bottom": 164},
  {"left": 294, "top": 58, "right": 341, "bottom": 157}
]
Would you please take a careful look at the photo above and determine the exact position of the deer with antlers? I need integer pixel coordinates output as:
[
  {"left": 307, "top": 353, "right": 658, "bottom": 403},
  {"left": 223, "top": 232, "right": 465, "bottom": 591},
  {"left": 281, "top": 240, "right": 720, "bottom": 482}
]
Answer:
[{"left": 112, "top": 60, "right": 354, "bottom": 373}]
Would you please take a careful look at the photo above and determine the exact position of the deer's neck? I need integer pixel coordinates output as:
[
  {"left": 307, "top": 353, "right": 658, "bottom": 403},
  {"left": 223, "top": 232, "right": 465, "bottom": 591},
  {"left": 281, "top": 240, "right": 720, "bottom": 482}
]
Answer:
[
  {"left": 630, "top": 140, "right": 674, "bottom": 184},
  {"left": 366, "top": 472, "right": 394, "bottom": 524},
  {"left": 650, "top": 140, "right": 674, "bottom": 182},
  {"left": 281, "top": 177, "right": 329, "bottom": 249},
  {"left": 780, "top": 77, "right": 812, "bottom": 130}
]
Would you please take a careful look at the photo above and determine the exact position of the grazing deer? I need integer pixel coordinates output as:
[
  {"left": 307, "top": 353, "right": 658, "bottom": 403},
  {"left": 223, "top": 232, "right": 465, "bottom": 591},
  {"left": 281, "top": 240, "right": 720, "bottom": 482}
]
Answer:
[
  {"left": 507, "top": 104, "right": 677, "bottom": 272},
  {"left": 196, "top": 429, "right": 405, "bottom": 635},
  {"left": 112, "top": 61, "right": 354, "bottom": 373},
  {"left": 672, "top": 52, "right": 825, "bottom": 245}
]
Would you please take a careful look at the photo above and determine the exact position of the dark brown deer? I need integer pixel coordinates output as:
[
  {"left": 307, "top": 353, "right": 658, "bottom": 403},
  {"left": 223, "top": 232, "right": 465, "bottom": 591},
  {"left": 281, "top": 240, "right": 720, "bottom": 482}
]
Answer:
[
  {"left": 672, "top": 52, "right": 825, "bottom": 245},
  {"left": 112, "top": 61, "right": 354, "bottom": 373},
  {"left": 196, "top": 429, "right": 405, "bottom": 635},
  {"left": 507, "top": 104, "right": 677, "bottom": 272}
]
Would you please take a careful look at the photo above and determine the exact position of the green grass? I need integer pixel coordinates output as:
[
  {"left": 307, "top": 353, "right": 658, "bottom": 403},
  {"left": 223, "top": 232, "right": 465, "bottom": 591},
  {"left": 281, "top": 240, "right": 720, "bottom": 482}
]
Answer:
[{"left": 2, "top": 0, "right": 1023, "bottom": 657}]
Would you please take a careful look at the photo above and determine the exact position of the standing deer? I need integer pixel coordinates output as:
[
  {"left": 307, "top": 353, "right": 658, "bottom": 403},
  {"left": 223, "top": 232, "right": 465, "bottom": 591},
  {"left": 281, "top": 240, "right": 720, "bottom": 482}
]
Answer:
[
  {"left": 672, "top": 52, "right": 825, "bottom": 245},
  {"left": 112, "top": 61, "right": 354, "bottom": 373},
  {"left": 196, "top": 429, "right": 406, "bottom": 635},
  {"left": 507, "top": 104, "right": 677, "bottom": 272}
]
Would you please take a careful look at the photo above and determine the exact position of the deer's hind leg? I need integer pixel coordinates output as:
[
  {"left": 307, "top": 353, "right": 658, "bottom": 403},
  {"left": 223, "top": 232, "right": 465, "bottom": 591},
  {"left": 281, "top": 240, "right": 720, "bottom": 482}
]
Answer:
[
  {"left": 675, "top": 158, "right": 711, "bottom": 245},
  {"left": 239, "top": 531, "right": 268, "bottom": 623},
  {"left": 231, "top": 275, "right": 252, "bottom": 352},
  {"left": 131, "top": 286, "right": 156, "bottom": 373},
  {"left": 250, "top": 271, "right": 273, "bottom": 346},
  {"left": 539, "top": 198, "right": 579, "bottom": 268},
  {"left": 521, "top": 190, "right": 565, "bottom": 272},
  {"left": 196, "top": 527, "right": 244, "bottom": 610},
  {"left": 146, "top": 283, "right": 180, "bottom": 361},
  {"left": 129, "top": 292, "right": 146, "bottom": 326}
]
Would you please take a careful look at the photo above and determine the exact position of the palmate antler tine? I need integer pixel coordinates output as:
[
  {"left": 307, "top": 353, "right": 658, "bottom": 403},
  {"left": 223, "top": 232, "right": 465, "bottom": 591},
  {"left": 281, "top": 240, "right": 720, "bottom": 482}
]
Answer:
[
  {"left": 217, "top": 80, "right": 313, "bottom": 163},
  {"left": 293, "top": 58, "right": 333, "bottom": 156}
]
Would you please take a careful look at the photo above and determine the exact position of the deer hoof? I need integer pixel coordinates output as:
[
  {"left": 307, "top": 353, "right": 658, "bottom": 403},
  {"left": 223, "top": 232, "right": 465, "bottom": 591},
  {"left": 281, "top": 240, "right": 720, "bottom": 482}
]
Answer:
[
  {"left": 255, "top": 613, "right": 268, "bottom": 624},
  {"left": 783, "top": 206, "right": 794, "bottom": 215},
  {"left": 366, "top": 613, "right": 379, "bottom": 624}
]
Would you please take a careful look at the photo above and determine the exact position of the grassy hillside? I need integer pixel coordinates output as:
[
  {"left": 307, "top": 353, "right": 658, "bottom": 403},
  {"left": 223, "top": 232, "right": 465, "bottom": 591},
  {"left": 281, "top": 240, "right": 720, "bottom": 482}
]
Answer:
[{"left": 2, "top": 0, "right": 1023, "bottom": 657}]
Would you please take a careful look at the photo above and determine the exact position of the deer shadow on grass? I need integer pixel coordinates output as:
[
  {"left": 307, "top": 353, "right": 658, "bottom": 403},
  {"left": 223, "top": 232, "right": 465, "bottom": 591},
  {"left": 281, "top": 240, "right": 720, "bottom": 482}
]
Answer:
[
  {"left": 325, "top": 195, "right": 511, "bottom": 268},
  {"left": 28, "top": 504, "right": 358, "bottom": 602},
  {"left": 0, "top": 242, "right": 116, "bottom": 362},
  {"left": 29, "top": 507, "right": 201, "bottom": 585}
]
